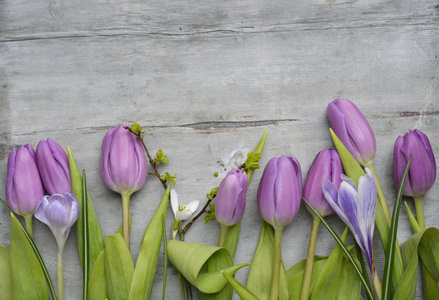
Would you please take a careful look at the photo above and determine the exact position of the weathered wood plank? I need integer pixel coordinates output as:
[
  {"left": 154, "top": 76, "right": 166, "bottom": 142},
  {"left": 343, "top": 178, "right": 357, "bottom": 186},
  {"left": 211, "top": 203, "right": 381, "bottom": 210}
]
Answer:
[{"left": 0, "top": 0, "right": 438, "bottom": 298}]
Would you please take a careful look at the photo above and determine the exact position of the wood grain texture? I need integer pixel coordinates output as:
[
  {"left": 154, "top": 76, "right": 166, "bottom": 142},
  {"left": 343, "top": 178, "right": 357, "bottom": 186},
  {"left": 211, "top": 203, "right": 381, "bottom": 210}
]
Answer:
[{"left": 1, "top": 0, "right": 438, "bottom": 298}]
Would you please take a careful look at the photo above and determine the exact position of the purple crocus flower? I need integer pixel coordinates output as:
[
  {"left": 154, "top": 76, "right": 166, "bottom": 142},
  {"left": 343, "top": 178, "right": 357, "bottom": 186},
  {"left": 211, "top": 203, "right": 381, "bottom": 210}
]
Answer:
[
  {"left": 6, "top": 144, "right": 45, "bottom": 217},
  {"left": 322, "top": 168, "right": 377, "bottom": 270},
  {"left": 257, "top": 156, "right": 302, "bottom": 229},
  {"left": 215, "top": 168, "right": 248, "bottom": 227},
  {"left": 393, "top": 129, "right": 436, "bottom": 197},
  {"left": 100, "top": 124, "right": 147, "bottom": 196},
  {"left": 303, "top": 149, "right": 343, "bottom": 217},
  {"left": 35, "top": 193, "right": 79, "bottom": 254},
  {"left": 36, "top": 138, "right": 71, "bottom": 195},
  {"left": 327, "top": 99, "right": 376, "bottom": 166}
]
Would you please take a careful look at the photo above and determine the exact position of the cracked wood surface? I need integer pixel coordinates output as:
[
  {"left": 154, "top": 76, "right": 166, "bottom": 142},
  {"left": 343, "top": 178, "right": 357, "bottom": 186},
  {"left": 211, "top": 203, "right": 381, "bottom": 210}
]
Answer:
[{"left": 0, "top": 0, "right": 438, "bottom": 299}]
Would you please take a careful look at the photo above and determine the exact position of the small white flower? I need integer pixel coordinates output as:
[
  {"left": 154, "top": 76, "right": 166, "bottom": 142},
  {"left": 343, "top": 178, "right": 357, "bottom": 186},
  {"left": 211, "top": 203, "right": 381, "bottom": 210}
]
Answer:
[
  {"left": 171, "top": 189, "right": 199, "bottom": 221},
  {"left": 171, "top": 189, "right": 199, "bottom": 239}
]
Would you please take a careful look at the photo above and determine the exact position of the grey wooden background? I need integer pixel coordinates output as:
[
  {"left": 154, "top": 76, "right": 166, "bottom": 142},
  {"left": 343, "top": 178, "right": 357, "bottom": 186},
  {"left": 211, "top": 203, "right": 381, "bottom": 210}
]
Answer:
[{"left": 1, "top": 0, "right": 438, "bottom": 299}]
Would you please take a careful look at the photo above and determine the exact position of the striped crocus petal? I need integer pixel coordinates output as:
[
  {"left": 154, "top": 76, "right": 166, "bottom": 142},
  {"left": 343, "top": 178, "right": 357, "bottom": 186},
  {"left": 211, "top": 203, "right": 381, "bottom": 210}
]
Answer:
[{"left": 322, "top": 168, "right": 377, "bottom": 271}]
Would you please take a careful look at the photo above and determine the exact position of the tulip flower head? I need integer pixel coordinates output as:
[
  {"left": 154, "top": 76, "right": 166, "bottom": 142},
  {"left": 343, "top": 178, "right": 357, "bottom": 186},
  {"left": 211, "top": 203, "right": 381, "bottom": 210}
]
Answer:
[
  {"left": 35, "top": 193, "right": 79, "bottom": 254},
  {"left": 100, "top": 124, "right": 147, "bottom": 196},
  {"left": 6, "top": 144, "right": 45, "bottom": 217},
  {"left": 170, "top": 189, "right": 199, "bottom": 238},
  {"left": 215, "top": 168, "right": 248, "bottom": 227},
  {"left": 303, "top": 149, "right": 343, "bottom": 217},
  {"left": 257, "top": 156, "right": 302, "bottom": 229},
  {"left": 36, "top": 138, "right": 71, "bottom": 195},
  {"left": 327, "top": 99, "right": 376, "bottom": 166},
  {"left": 323, "top": 168, "right": 377, "bottom": 271},
  {"left": 393, "top": 129, "right": 436, "bottom": 197}
]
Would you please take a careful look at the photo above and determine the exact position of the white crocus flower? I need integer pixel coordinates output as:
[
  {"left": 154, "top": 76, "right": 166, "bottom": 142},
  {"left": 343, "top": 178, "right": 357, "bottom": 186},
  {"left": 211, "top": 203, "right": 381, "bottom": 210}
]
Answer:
[{"left": 171, "top": 189, "right": 199, "bottom": 239}]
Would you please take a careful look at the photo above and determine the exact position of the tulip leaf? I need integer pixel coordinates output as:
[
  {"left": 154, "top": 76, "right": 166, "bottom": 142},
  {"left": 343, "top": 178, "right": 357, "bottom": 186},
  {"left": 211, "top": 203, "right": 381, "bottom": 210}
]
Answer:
[
  {"left": 0, "top": 197, "right": 57, "bottom": 300},
  {"left": 311, "top": 228, "right": 348, "bottom": 300},
  {"left": 329, "top": 128, "right": 364, "bottom": 184},
  {"left": 128, "top": 186, "right": 170, "bottom": 300},
  {"left": 68, "top": 148, "right": 104, "bottom": 275},
  {"left": 168, "top": 240, "right": 250, "bottom": 294},
  {"left": 162, "top": 216, "right": 168, "bottom": 300},
  {"left": 221, "top": 270, "right": 258, "bottom": 300},
  {"left": 337, "top": 252, "right": 362, "bottom": 300},
  {"left": 304, "top": 198, "right": 373, "bottom": 300},
  {"left": 223, "top": 130, "right": 267, "bottom": 258},
  {"left": 88, "top": 250, "right": 107, "bottom": 300},
  {"left": 247, "top": 220, "right": 289, "bottom": 300},
  {"left": 382, "top": 156, "right": 411, "bottom": 300},
  {"left": 104, "top": 233, "right": 134, "bottom": 300},
  {"left": 10, "top": 213, "right": 50, "bottom": 300},
  {"left": 286, "top": 257, "right": 327, "bottom": 300},
  {"left": 0, "top": 244, "right": 12, "bottom": 300},
  {"left": 82, "top": 170, "right": 90, "bottom": 299}
]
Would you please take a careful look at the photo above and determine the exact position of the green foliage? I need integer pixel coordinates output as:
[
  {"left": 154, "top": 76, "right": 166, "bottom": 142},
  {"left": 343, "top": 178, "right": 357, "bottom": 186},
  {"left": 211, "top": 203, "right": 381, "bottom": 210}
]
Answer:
[
  {"left": 160, "top": 172, "right": 177, "bottom": 185},
  {"left": 0, "top": 244, "right": 11, "bottom": 300},
  {"left": 10, "top": 214, "right": 50, "bottom": 300},
  {"left": 104, "top": 234, "right": 134, "bottom": 300},
  {"left": 130, "top": 122, "right": 146, "bottom": 134},
  {"left": 244, "top": 152, "right": 261, "bottom": 174},
  {"left": 206, "top": 187, "right": 218, "bottom": 200},
  {"left": 129, "top": 187, "right": 170, "bottom": 300},
  {"left": 167, "top": 240, "right": 250, "bottom": 294},
  {"left": 154, "top": 149, "right": 169, "bottom": 164},
  {"left": 204, "top": 204, "right": 216, "bottom": 223},
  {"left": 247, "top": 221, "right": 289, "bottom": 300}
]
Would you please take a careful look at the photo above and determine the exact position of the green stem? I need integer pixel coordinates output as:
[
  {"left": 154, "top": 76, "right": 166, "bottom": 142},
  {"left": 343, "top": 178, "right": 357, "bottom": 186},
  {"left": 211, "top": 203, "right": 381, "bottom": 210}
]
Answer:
[
  {"left": 57, "top": 253, "right": 64, "bottom": 300},
  {"left": 24, "top": 215, "right": 33, "bottom": 239},
  {"left": 122, "top": 193, "right": 131, "bottom": 250},
  {"left": 178, "top": 272, "right": 187, "bottom": 300},
  {"left": 413, "top": 195, "right": 425, "bottom": 230},
  {"left": 270, "top": 227, "right": 283, "bottom": 300},
  {"left": 218, "top": 224, "right": 229, "bottom": 247},
  {"left": 300, "top": 216, "right": 320, "bottom": 300},
  {"left": 365, "top": 162, "right": 391, "bottom": 224}
]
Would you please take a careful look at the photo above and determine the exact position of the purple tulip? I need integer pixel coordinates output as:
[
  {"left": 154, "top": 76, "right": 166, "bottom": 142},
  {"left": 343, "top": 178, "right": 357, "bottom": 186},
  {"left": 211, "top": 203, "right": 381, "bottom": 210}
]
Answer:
[
  {"left": 6, "top": 144, "right": 45, "bottom": 216},
  {"left": 303, "top": 149, "right": 343, "bottom": 217},
  {"left": 323, "top": 168, "right": 377, "bottom": 271},
  {"left": 327, "top": 99, "right": 376, "bottom": 166},
  {"left": 35, "top": 193, "right": 79, "bottom": 254},
  {"left": 36, "top": 138, "right": 71, "bottom": 195},
  {"left": 215, "top": 169, "right": 248, "bottom": 227},
  {"left": 100, "top": 124, "right": 147, "bottom": 196},
  {"left": 393, "top": 129, "right": 436, "bottom": 197},
  {"left": 257, "top": 156, "right": 302, "bottom": 229}
]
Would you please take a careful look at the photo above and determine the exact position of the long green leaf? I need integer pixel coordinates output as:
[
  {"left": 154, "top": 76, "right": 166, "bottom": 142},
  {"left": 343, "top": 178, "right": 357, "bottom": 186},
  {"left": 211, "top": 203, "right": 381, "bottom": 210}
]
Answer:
[
  {"left": 128, "top": 186, "right": 170, "bottom": 299},
  {"left": 221, "top": 270, "right": 258, "bottom": 300},
  {"left": 303, "top": 198, "right": 374, "bottom": 300},
  {"left": 82, "top": 170, "right": 90, "bottom": 299},
  {"left": 10, "top": 213, "right": 50, "bottom": 300},
  {"left": 162, "top": 216, "right": 168, "bottom": 300},
  {"left": 88, "top": 250, "right": 107, "bottom": 300},
  {"left": 168, "top": 240, "right": 250, "bottom": 294},
  {"left": 337, "top": 252, "right": 361, "bottom": 299},
  {"left": 286, "top": 257, "right": 327, "bottom": 300},
  {"left": 68, "top": 148, "right": 104, "bottom": 274},
  {"left": 0, "top": 244, "right": 12, "bottom": 300},
  {"left": 0, "top": 198, "right": 57, "bottom": 300},
  {"left": 311, "top": 228, "right": 347, "bottom": 300},
  {"left": 247, "top": 221, "right": 289, "bottom": 300},
  {"left": 104, "top": 233, "right": 134, "bottom": 300},
  {"left": 382, "top": 156, "right": 412, "bottom": 300}
]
